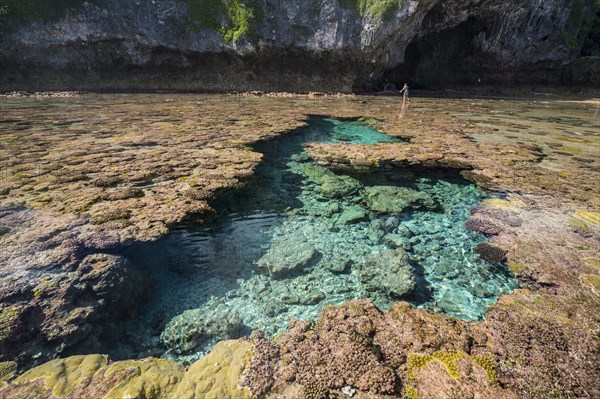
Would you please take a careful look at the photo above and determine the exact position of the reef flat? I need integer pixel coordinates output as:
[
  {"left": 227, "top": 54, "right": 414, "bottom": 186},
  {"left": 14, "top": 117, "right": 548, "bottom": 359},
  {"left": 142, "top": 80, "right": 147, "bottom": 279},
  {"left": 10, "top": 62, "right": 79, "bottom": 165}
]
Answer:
[{"left": 1, "top": 94, "right": 599, "bottom": 398}]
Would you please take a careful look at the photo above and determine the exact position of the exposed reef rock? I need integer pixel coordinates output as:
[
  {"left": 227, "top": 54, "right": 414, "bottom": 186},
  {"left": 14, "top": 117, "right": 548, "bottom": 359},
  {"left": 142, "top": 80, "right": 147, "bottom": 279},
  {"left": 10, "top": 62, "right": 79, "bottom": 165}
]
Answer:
[
  {"left": 0, "top": 206, "right": 149, "bottom": 369},
  {"left": 7, "top": 298, "right": 597, "bottom": 398},
  {"left": 1, "top": 95, "right": 599, "bottom": 397},
  {"left": 0, "top": 96, "right": 308, "bottom": 368},
  {"left": 474, "top": 242, "right": 508, "bottom": 263},
  {"left": 0, "top": 0, "right": 598, "bottom": 91}
]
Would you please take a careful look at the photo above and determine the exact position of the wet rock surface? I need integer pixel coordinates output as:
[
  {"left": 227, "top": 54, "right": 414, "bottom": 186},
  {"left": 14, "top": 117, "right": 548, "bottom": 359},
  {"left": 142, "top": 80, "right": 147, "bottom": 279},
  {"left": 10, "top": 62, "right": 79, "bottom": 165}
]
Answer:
[
  {"left": 255, "top": 234, "right": 319, "bottom": 278},
  {"left": 364, "top": 185, "right": 438, "bottom": 213},
  {"left": 358, "top": 249, "right": 415, "bottom": 298},
  {"left": 1, "top": 94, "right": 599, "bottom": 398},
  {"left": 160, "top": 306, "right": 247, "bottom": 356}
]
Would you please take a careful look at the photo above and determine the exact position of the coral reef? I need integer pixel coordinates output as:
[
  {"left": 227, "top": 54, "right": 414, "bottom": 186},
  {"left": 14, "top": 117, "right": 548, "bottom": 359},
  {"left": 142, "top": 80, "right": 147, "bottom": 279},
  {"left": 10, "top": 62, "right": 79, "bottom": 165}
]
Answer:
[
  {"left": 1, "top": 95, "right": 599, "bottom": 398},
  {"left": 255, "top": 233, "right": 319, "bottom": 278},
  {"left": 474, "top": 243, "right": 508, "bottom": 263},
  {"left": 240, "top": 300, "right": 528, "bottom": 398},
  {"left": 464, "top": 216, "right": 503, "bottom": 235},
  {"left": 1, "top": 341, "right": 253, "bottom": 399}
]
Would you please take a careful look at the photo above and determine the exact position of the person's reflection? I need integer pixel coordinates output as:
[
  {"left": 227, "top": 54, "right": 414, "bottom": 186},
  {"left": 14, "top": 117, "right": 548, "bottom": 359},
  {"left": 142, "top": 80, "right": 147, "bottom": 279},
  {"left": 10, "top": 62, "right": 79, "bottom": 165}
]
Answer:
[{"left": 398, "top": 100, "right": 409, "bottom": 119}]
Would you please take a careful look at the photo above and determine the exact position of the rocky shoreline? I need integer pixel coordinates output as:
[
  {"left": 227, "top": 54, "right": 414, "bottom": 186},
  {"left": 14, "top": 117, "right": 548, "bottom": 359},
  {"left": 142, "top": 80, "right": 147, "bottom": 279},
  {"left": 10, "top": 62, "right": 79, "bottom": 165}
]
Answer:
[{"left": 0, "top": 94, "right": 598, "bottom": 398}]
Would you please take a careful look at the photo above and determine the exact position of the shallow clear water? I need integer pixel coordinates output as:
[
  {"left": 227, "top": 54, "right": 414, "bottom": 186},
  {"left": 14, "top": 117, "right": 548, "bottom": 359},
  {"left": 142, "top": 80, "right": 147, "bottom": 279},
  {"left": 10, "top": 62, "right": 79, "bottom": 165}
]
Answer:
[{"left": 109, "top": 116, "right": 516, "bottom": 362}]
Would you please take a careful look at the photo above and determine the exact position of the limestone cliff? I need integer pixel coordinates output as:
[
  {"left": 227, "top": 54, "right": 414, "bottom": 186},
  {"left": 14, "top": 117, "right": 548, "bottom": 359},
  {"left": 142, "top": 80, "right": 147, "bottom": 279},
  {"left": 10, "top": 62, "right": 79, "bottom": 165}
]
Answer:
[{"left": 0, "top": 0, "right": 598, "bottom": 91}]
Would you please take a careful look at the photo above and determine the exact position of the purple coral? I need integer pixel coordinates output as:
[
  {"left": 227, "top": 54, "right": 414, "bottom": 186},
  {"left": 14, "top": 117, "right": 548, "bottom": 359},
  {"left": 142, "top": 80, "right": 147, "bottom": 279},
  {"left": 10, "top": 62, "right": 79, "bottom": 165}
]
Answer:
[
  {"left": 243, "top": 301, "right": 399, "bottom": 397},
  {"left": 240, "top": 331, "right": 278, "bottom": 396}
]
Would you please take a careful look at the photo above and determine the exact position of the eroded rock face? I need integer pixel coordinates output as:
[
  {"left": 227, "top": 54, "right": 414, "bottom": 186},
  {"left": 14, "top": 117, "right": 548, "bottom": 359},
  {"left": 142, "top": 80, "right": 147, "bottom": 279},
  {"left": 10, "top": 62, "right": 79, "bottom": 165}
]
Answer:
[
  {"left": 0, "top": 207, "right": 149, "bottom": 369},
  {"left": 0, "top": 0, "right": 597, "bottom": 91}
]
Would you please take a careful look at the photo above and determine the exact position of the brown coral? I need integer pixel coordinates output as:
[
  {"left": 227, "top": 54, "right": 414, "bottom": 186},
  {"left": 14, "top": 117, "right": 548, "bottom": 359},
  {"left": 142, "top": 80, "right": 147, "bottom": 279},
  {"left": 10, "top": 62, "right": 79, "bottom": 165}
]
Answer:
[
  {"left": 91, "top": 176, "right": 122, "bottom": 187},
  {"left": 474, "top": 243, "right": 508, "bottom": 263},
  {"left": 465, "top": 216, "right": 503, "bottom": 235},
  {"left": 470, "top": 206, "right": 522, "bottom": 227},
  {"left": 184, "top": 188, "right": 211, "bottom": 201}
]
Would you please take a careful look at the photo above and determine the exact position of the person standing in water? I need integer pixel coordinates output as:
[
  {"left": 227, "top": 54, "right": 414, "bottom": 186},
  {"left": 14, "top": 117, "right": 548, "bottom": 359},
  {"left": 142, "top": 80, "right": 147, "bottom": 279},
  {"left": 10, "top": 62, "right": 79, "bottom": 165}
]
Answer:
[{"left": 399, "top": 83, "right": 410, "bottom": 103}]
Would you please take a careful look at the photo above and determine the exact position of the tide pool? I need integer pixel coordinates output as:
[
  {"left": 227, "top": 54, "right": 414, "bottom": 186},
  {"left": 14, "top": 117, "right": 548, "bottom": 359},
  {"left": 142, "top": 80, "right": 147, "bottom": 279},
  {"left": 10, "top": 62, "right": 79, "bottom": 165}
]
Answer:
[{"left": 107, "top": 116, "right": 516, "bottom": 363}]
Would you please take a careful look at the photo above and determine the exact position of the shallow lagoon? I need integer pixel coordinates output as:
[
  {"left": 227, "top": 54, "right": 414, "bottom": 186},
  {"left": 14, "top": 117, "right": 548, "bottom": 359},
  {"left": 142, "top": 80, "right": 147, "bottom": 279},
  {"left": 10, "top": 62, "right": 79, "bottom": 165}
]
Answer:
[{"left": 108, "top": 115, "right": 515, "bottom": 362}]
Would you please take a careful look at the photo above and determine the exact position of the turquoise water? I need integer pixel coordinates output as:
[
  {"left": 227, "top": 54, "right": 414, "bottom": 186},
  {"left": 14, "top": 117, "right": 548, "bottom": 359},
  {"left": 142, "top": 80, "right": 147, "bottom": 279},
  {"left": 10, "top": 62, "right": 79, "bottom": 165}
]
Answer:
[{"left": 107, "top": 116, "right": 516, "bottom": 362}]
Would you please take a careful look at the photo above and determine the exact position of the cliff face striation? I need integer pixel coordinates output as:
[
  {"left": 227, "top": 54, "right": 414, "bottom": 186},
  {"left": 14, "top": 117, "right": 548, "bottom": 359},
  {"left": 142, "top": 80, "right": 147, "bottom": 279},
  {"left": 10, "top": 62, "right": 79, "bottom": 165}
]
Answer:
[{"left": 0, "top": 0, "right": 598, "bottom": 92}]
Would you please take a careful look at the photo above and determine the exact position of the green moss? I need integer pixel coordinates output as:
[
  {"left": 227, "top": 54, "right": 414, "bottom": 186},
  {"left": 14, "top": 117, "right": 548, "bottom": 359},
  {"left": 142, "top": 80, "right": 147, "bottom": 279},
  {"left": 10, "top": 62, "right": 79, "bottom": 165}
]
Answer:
[
  {"left": 407, "top": 351, "right": 463, "bottom": 380},
  {"left": 0, "top": 306, "right": 19, "bottom": 341},
  {"left": 184, "top": 0, "right": 262, "bottom": 42},
  {"left": 404, "top": 384, "right": 418, "bottom": 399},
  {"left": 220, "top": 0, "right": 254, "bottom": 42},
  {"left": 33, "top": 279, "right": 58, "bottom": 298},
  {"left": 471, "top": 354, "right": 498, "bottom": 384},
  {"left": 338, "top": 0, "right": 403, "bottom": 20},
  {"left": 0, "top": 361, "right": 17, "bottom": 389}
]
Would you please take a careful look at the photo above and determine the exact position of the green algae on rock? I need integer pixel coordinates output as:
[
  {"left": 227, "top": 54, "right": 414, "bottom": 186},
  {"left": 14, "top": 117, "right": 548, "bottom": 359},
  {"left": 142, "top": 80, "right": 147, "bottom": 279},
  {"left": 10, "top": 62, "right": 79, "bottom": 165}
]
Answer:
[
  {"left": 580, "top": 273, "right": 600, "bottom": 296},
  {"left": 0, "top": 362, "right": 17, "bottom": 389},
  {"left": 2, "top": 341, "right": 253, "bottom": 399},
  {"left": 14, "top": 355, "right": 109, "bottom": 397},
  {"left": 364, "top": 185, "right": 438, "bottom": 213}
]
